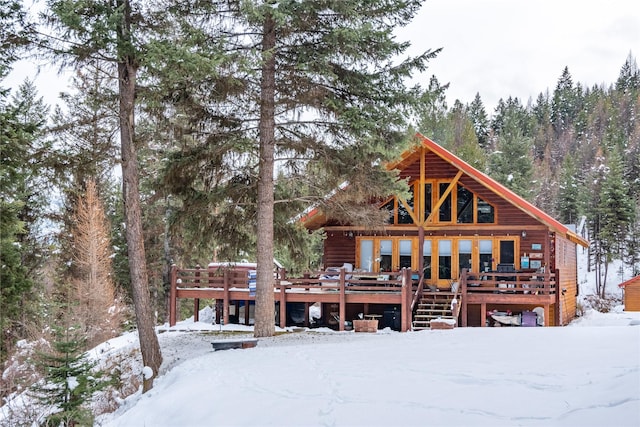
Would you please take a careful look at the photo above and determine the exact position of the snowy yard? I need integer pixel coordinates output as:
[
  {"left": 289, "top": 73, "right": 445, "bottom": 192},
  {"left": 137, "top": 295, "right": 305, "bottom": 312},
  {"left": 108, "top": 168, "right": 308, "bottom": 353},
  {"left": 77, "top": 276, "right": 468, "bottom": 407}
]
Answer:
[{"left": 85, "top": 307, "right": 640, "bottom": 427}]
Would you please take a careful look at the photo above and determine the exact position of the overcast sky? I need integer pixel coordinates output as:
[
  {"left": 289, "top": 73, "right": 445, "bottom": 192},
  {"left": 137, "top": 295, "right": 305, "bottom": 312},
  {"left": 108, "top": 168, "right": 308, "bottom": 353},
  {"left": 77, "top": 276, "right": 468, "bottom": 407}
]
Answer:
[
  {"left": 6, "top": 0, "right": 640, "bottom": 114},
  {"left": 397, "top": 0, "right": 640, "bottom": 112}
]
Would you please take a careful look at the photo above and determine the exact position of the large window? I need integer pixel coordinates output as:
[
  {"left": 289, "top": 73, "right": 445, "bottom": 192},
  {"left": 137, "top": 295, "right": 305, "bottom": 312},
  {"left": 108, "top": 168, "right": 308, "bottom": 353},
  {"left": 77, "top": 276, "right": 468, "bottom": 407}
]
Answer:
[
  {"left": 458, "top": 240, "right": 472, "bottom": 274},
  {"left": 357, "top": 236, "right": 521, "bottom": 281},
  {"left": 382, "top": 181, "right": 495, "bottom": 226},
  {"left": 398, "top": 186, "right": 414, "bottom": 224},
  {"left": 477, "top": 197, "right": 495, "bottom": 223},
  {"left": 479, "top": 239, "right": 493, "bottom": 272},
  {"left": 359, "top": 240, "right": 374, "bottom": 271},
  {"left": 438, "top": 240, "right": 452, "bottom": 279},
  {"left": 457, "top": 186, "right": 474, "bottom": 223},
  {"left": 423, "top": 240, "right": 432, "bottom": 279},
  {"left": 438, "top": 183, "right": 452, "bottom": 222},
  {"left": 423, "top": 183, "right": 432, "bottom": 221},
  {"left": 379, "top": 240, "right": 392, "bottom": 271}
]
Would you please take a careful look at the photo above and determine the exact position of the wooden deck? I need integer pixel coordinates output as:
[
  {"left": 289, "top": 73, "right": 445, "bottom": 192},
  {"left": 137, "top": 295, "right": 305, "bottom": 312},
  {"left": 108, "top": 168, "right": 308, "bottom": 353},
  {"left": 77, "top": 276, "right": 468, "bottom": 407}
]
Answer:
[
  {"left": 458, "top": 269, "right": 559, "bottom": 326},
  {"left": 169, "top": 266, "right": 414, "bottom": 331},
  {"left": 168, "top": 266, "right": 561, "bottom": 330}
]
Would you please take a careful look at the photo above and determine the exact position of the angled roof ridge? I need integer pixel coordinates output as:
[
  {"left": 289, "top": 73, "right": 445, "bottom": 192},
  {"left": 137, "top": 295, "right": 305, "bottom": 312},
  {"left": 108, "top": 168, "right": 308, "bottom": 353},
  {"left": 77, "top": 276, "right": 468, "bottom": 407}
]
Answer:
[
  {"left": 413, "top": 133, "right": 589, "bottom": 247},
  {"left": 618, "top": 275, "right": 640, "bottom": 288}
]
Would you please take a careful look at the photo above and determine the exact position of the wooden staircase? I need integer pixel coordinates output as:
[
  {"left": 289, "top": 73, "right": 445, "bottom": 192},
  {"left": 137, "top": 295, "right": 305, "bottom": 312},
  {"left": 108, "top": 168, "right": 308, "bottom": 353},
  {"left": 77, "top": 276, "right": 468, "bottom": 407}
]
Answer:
[{"left": 412, "top": 292, "right": 459, "bottom": 330}]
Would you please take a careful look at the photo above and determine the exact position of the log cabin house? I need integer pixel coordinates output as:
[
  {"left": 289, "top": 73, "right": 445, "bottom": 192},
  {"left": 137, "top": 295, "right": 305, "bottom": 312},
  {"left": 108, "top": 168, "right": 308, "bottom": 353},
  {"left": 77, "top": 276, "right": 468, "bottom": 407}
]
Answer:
[
  {"left": 168, "top": 134, "right": 588, "bottom": 331},
  {"left": 300, "top": 133, "right": 589, "bottom": 329}
]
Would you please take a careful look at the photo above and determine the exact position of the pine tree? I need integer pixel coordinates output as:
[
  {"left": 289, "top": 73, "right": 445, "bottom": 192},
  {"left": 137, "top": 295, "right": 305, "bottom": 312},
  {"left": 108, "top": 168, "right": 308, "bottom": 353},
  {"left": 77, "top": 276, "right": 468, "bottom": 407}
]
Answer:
[
  {"left": 0, "top": 79, "right": 48, "bottom": 363},
  {"left": 557, "top": 155, "right": 580, "bottom": 225},
  {"left": 416, "top": 76, "right": 450, "bottom": 144},
  {"left": 467, "top": 92, "right": 490, "bottom": 149},
  {"left": 151, "top": 1, "right": 437, "bottom": 337},
  {"left": 44, "top": 0, "right": 162, "bottom": 391},
  {"left": 598, "top": 147, "right": 634, "bottom": 257},
  {"left": 551, "top": 66, "right": 578, "bottom": 136},
  {"left": 31, "top": 325, "right": 108, "bottom": 427},
  {"left": 488, "top": 111, "right": 534, "bottom": 199}
]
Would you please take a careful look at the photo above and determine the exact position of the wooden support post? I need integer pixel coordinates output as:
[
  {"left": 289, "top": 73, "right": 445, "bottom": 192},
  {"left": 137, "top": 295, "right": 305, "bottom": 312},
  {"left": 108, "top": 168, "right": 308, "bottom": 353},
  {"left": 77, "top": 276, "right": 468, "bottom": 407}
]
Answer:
[
  {"left": 304, "top": 302, "right": 310, "bottom": 327},
  {"left": 223, "top": 269, "right": 230, "bottom": 325},
  {"left": 480, "top": 303, "right": 487, "bottom": 327},
  {"left": 169, "top": 264, "right": 177, "bottom": 326},
  {"left": 244, "top": 300, "right": 250, "bottom": 325},
  {"left": 339, "top": 268, "right": 346, "bottom": 331},
  {"left": 461, "top": 273, "right": 468, "bottom": 327},
  {"left": 280, "top": 284, "right": 286, "bottom": 329},
  {"left": 544, "top": 304, "right": 550, "bottom": 327},
  {"left": 401, "top": 268, "right": 409, "bottom": 331},
  {"left": 194, "top": 264, "right": 201, "bottom": 323},
  {"left": 555, "top": 269, "right": 561, "bottom": 326}
]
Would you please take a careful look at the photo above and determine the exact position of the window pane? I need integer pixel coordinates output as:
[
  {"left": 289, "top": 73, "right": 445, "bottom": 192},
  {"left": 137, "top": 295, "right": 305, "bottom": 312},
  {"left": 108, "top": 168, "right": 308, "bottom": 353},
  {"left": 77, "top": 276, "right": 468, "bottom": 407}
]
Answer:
[
  {"left": 399, "top": 239, "right": 412, "bottom": 269},
  {"left": 424, "top": 183, "right": 432, "bottom": 220},
  {"left": 379, "top": 240, "right": 392, "bottom": 271},
  {"left": 477, "top": 198, "right": 494, "bottom": 223},
  {"left": 500, "top": 240, "right": 515, "bottom": 265},
  {"left": 398, "top": 186, "right": 414, "bottom": 224},
  {"left": 439, "top": 183, "right": 452, "bottom": 222},
  {"left": 438, "top": 240, "right": 452, "bottom": 279},
  {"left": 457, "top": 185, "right": 474, "bottom": 223},
  {"left": 359, "top": 240, "right": 374, "bottom": 271},
  {"left": 479, "top": 239, "right": 493, "bottom": 272},
  {"left": 459, "top": 239, "right": 472, "bottom": 253},
  {"left": 458, "top": 239, "right": 472, "bottom": 274},
  {"left": 423, "top": 240, "right": 432, "bottom": 279}
]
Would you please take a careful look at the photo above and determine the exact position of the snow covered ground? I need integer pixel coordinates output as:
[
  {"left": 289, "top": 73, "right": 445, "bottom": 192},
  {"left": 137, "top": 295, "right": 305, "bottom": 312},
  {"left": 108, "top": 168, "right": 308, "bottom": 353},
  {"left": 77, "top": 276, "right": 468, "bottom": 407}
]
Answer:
[{"left": 94, "top": 308, "right": 639, "bottom": 427}]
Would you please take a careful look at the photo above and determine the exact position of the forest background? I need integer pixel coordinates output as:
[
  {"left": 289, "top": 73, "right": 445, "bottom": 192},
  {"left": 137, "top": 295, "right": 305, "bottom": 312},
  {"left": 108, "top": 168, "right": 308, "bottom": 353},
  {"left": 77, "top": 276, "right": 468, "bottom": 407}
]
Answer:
[{"left": 1, "top": 0, "right": 639, "bottom": 419}]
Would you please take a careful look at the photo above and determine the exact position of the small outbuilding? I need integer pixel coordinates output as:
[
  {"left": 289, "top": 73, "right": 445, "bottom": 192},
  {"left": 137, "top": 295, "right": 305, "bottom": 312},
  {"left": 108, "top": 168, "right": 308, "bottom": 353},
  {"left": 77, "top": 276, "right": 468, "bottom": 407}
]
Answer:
[{"left": 618, "top": 275, "right": 640, "bottom": 312}]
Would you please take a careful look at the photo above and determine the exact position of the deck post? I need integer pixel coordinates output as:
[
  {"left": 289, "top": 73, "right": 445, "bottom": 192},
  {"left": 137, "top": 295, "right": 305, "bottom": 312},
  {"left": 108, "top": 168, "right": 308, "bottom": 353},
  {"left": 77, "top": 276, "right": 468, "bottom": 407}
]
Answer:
[
  {"left": 401, "top": 268, "right": 409, "bottom": 331},
  {"left": 169, "top": 264, "right": 177, "bottom": 326},
  {"left": 461, "top": 271, "right": 468, "bottom": 327},
  {"left": 555, "top": 269, "right": 561, "bottom": 326},
  {"left": 279, "top": 283, "right": 286, "bottom": 329},
  {"left": 194, "top": 264, "right": 201, "bottom": 323},
  {"left": 480, "top": 303, "right": 487, "bottom": 327},
  {"left": 223, "top": 269, "right": 230, "bottom": 325},
  {"left": 339, "top": 268, "right": 346, "bottom": 331}
]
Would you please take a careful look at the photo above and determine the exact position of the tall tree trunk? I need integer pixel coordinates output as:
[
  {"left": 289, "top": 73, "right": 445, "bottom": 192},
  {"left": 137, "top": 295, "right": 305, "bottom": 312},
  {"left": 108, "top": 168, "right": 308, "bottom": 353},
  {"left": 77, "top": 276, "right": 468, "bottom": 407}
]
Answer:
[
  {"left": 254, "top": 13, "right": 276, "bottom": 338},
  {"left": 117, "top": 0, "right": 162, "bottom": 392}
]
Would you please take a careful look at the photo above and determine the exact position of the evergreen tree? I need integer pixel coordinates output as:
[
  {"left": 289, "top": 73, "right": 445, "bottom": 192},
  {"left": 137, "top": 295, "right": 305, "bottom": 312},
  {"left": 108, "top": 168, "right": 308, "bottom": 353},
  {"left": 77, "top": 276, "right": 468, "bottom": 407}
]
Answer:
[
  {"left": 31, "top": 325, "right": 108, "bottom": 426},
  {"left": 551, "top": 66, "right": 576, "bottom": 134},
  {"left": 467, "top": 92, "right": 490, "bottom": 149},
  {"left": 530, "top": 91, "right": 553, "bottom": 162},
  {"left": 152, "top": 0, "right": 437, "bottom": 337},
  {"left": 557, "top": 155, "right": 580, "bottom": 225},
  {"left": 44, "top": 0, "right": 162, "bottom": 391},
  {"left": 598, "top": 146, "right": 634, "bottom": 258},
  {"left": 447, "top": 100, "right": 486, "bottom": 170},
  {"left": 488, "top": 109, "right": 534, "bottom": 199},
  {"left": 0, "top": 79, "right": 49, "bottom": 363},
  {"left": 416, "top": 75, "right": 450, "bottom": 144}
]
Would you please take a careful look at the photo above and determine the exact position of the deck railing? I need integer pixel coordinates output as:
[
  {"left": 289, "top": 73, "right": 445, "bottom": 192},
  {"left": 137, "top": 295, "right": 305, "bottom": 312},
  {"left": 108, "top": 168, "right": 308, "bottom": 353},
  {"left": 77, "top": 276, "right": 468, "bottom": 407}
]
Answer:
[{"left": 458, "top": 269, "right": 557, "bottom": 296}]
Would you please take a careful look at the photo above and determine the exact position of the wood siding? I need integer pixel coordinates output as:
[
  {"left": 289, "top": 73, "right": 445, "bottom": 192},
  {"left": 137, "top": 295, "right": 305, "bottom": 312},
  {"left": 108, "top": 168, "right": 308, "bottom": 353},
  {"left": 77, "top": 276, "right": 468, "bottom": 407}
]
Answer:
[
  {"left": 621, "top": 276, "right": 640, "bottom": 311},
  {"left": 323, "top": 232, "right": 356, "bottom": 268},
  {"left": 555, "top": 234, "right": 578, "bottom": 325}
]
